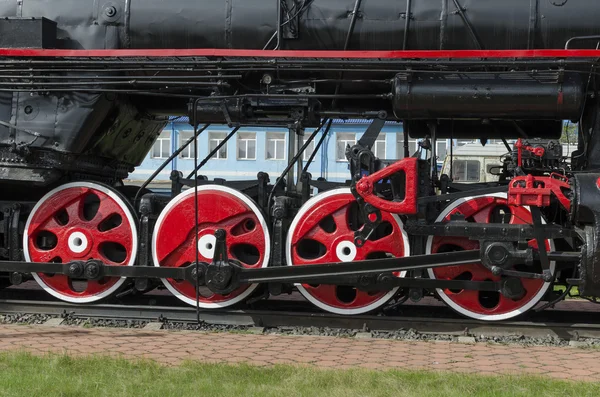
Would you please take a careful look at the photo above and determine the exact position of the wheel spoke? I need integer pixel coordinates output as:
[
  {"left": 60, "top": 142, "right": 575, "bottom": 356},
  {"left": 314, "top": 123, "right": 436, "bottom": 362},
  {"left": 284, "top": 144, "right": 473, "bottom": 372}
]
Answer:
[
  {"left": 332, "top": 206, "right": 353, "bottom": 236},
  {"left": 37, "top": 217, "right": 65, "bottom": 233},
  {"left": 363, "top": 233, "right": 405, "bottom": 256},
  {"left": 89, "top": 197, "right": 127, "bottom": 228},
  {"left": 227, "top": 225, "right": 266, "bottom": 251},
  {"left": 63, "top": 197, "right": 84, "bottom": 226},
  {"left": 304, "top": 226, "right": 337, "bottom": 248}
]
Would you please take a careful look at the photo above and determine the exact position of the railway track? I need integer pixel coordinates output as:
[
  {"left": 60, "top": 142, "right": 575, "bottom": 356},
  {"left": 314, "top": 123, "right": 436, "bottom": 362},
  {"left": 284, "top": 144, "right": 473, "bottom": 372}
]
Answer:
[{"left": 1, "top": 298, "right": 600, "bottom": 341}]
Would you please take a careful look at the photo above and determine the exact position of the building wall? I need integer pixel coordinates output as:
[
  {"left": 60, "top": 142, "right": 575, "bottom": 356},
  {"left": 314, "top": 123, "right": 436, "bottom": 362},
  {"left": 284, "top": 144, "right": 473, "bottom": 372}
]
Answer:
[{"left": 128, "top": 120, "right": 450, "bottom": 183}]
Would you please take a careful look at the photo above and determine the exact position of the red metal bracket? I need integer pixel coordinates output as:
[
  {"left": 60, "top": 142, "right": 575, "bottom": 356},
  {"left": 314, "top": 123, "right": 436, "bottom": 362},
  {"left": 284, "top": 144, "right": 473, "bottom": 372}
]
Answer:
[
  {"left": 514, "top": 139, "right": 545, "bottom": 167},
  {"left": 508, "top": 173, "right": 571, "bottom": 211},
  {"left": 354, "top": 157, "right": 418, "bottom": 215}
]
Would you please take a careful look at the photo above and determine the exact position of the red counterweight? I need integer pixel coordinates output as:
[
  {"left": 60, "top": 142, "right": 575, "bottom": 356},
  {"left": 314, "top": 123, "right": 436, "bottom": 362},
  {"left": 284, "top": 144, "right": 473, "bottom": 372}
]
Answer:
[{"left": 354, "top": 157, "right": 418, "bottom": 215}]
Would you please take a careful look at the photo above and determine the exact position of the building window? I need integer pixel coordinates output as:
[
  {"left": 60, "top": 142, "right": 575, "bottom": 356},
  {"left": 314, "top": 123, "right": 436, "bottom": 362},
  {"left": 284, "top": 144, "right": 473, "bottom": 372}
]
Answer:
[
  {"left": 373, "top": 137, "right": 386, "bottom": 159},
  {"left": 178, "top": 132, "right": 195, "bottom": 159},
  {"left": 209, "top": 132, "right": 228, "bottom": 159},
  {"left": 452, "top": 160, "right": 481, "bottom": 182},
  {"left": 266, "top": 132, "right": 286, "bottom": 160},
  {"left": 303, "top": 138, "right": 316, "bottom": 161},
  {"left": 436, "top": 141, "right": 448, "bottom": 162},
  {"left": 237, "top": 132, "right": 256, "bottom": 160},
  {"left": 151, "top": 131, "right": 171, "bottom": 159},
  {"left": 336, "top": 132, "right": 356, "bottom": 161},
  {"left": 396, "top": 136, "right": 418, "bottom": 158}
]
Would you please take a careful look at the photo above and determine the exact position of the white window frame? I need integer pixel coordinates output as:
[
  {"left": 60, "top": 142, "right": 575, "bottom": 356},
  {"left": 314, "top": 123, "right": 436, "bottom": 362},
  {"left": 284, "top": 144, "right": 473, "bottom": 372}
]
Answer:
[
  {"left": 237, "top": 132, "right": 257, "bottom": 160},
  {"left": 209, "top": 131, "right": 228, "bottom": 160},
  {"left": 177, "top": 131, "right": 194, "bottom": 160},
  {"left": 265, "top": 132, "right": 286, "bottom": 161},
  {"left": 151, "top": 131, "right": 171, "bottom": 159},
  {"left": 452, "top": 159, "right": 481, "bottom": 182},
  {"left": 436, "top": 140, "right": 448, "bottom": 162},
  {"left": 396, "top": 136, "right": 418, "bottom": 158},
  {"left": 373, "top": 137, "right": 386, "bottom": 159},
  {"left": 336, "top": 132, "right": 357, "bottom": 162},
  {"left": 302, "top": 138, "right": 316, "bottom": 161}
]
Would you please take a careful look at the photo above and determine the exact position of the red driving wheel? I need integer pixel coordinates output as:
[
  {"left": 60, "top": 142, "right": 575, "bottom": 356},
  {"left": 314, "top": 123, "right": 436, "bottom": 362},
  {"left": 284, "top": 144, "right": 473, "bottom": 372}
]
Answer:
[
  {"left": 426, "top": 193, "right": 555, "bottom": 321},
  {"left": 23, "top": 182, "right": 137, "bottom": 303},
  {"left": 286, "top": 188, "right": 410, "bottom": 315},
  {"left": 153, "top": 185, "right": 270, "bottom": 308}
]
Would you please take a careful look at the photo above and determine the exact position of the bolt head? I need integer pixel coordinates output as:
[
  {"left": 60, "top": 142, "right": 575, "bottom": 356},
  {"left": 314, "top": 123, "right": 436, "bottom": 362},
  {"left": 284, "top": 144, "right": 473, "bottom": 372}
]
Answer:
[
  {"left": 261, "top": 74, "right": 273, "bottom": 85},
  {"left": 85, "top": 262, "right": 101, "bottom": 279},
  {"left": 104, "top": 6, "right": 117, "bottom": 17},
  {"left": 356, "top": 181, "right": 370, "bottom": 193},
  {"left": 68, "top": 263, "right": 83, "bottom": 277}
]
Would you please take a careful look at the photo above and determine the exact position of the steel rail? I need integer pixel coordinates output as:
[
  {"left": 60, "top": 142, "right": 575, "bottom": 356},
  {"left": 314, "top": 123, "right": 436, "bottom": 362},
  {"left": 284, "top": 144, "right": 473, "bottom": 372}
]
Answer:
[{"left": 1, "top": 299, "right": 600, "bottom": 340}]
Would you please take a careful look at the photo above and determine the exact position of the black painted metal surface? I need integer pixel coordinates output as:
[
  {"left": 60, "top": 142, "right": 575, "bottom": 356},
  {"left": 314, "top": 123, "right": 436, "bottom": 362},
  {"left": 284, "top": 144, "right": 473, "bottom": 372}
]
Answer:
[{"left": 1, "top": 0, "right": 599, "bottom": 51}]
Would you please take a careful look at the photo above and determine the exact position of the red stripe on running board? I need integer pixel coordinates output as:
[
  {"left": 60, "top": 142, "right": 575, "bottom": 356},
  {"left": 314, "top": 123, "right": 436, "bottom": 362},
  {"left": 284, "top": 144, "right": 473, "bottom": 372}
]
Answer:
[{"left": 0, "top": 48, "right": 599, "bottom": 59}]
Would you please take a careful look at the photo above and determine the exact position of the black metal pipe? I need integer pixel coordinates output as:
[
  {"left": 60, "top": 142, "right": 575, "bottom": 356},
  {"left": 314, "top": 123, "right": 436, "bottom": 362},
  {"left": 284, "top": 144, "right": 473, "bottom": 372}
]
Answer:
[
  {"left": 192, "top": 97, "right": 201, "bottom": 323},
  {"left": 302, "top": 119, "right": 333, "bottom": 174},
  {"left": 274, "top": 0, "right": 283, "bottom": 50},
  {"left": 344, "top": 0, "right": 362, "bottom": 50},
  {"left": 134, "top": 123, "right": 210, "bottom": 204},
  {"left": 402, "top": 0, "right": 411, "bottom": 50},
  {"left": 451, "top": 0, "right": 483, "bottom": 50},
  {"left": 565, "top": 35, "right": 600, "bottom": 49},
  {"left": 267, "top": 119, "right": 327, "bottom": 218},
  {"left": 186, "top": 126, "right": 240, "bottom": 179}
]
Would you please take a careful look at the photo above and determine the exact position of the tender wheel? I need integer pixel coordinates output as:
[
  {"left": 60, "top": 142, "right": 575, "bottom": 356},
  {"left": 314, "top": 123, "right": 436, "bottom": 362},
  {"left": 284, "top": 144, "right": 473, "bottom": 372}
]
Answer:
[
  {"left": 152, "top": 185, "right": 270, "bottom": 308},
  {"left": 426, "top": 193, "right": 555, "bottom": 321},
  {"left": 23, "top": 182, "right": 138, "bottom": 303},
  {"left": 286, "top": 188, "right": 410, "bottom": 315}
]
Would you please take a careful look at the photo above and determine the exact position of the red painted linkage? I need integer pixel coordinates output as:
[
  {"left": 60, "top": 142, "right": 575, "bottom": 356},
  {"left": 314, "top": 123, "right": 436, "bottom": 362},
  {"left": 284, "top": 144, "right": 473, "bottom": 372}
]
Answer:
[
  {"left": 508, "top": 173, "right": 571, "bottom": 211},
  {"left": 514, "top": 139, "right": 546, "bottom": 167},
  {"left": 354, "top": 157, "right": 418, "bottom": 215}
]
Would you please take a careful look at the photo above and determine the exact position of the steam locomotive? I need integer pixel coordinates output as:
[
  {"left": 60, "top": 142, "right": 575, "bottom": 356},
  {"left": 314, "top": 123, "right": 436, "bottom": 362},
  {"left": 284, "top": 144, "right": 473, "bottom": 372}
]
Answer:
[{"left": 0, "top": 0, "right": 599, "bottom": 321}]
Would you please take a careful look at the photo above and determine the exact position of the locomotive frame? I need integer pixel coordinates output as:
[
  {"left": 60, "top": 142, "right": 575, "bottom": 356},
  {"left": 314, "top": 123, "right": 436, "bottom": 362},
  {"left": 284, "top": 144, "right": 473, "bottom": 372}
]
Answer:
[
  {"left": 3, "top": 0, "right": 600, "bottom": 322},
  {"left": 0, "top": 48, "right": 596, "bottom": 320}
]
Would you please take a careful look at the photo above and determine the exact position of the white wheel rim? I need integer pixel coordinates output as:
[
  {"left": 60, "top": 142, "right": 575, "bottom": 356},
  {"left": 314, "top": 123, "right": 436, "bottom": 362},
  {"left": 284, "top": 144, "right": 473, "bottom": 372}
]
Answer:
[
  {"left": 152, "top": 185, "right": 270, "bottom": 308},
  {"left": 425, "top": 193, "right": 555, "bottom": 321},
  {"left": 23, "top": 182, "right": 137, "bottom": 304},
  {"left": 286, "top": 188, "right": 410, "bottom": 315}
]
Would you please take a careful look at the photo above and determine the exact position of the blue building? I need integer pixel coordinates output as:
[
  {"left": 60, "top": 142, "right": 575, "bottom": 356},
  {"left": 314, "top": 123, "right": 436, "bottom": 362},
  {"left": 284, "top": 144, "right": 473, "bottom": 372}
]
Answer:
[{"left": 128, "top": 118, "right": 450, "bottom": 184}]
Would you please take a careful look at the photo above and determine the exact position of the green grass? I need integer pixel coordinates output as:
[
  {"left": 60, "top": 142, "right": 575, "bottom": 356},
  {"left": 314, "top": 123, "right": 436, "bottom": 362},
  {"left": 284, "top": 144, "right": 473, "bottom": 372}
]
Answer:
[
  {"left": 0, "top": 352, "right": 598, "bottom": 397},
  {"left": 553, "top": 284, "right": 581, "bottom": 299}
]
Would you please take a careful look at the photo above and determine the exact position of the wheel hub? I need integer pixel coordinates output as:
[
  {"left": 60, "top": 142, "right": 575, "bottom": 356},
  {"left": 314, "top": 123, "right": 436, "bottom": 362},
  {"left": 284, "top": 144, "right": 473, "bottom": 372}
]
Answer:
[
  {"left": 66, "top": 230, "right": 91, "bottom": 256},
  {"left": 335, "top": 240, "right": 357, "bottom": 262},
  {"left": 198, "top": 234, "right": 217, "bottom": 258}
]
